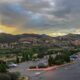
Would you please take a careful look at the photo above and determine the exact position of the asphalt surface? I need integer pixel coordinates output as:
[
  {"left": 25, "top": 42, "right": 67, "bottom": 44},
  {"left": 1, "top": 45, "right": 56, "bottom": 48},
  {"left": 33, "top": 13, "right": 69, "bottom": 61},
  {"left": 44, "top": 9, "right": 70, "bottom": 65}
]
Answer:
[
  {"left": 9, "top": 55, "right": 80, "bottom": 80},
  {"left": 31, "top": 58, "right": 80, "bottom": 80},
  {"left": 8, "top": 59, "right": 46, "bottom": 77}
]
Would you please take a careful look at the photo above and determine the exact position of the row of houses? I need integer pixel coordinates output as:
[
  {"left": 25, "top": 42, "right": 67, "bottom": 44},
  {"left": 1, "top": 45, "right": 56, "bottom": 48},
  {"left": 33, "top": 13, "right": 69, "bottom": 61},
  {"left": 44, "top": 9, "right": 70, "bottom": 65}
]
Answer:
[{"left": 0, "top": 37, "right": 80, "bottom": 49}]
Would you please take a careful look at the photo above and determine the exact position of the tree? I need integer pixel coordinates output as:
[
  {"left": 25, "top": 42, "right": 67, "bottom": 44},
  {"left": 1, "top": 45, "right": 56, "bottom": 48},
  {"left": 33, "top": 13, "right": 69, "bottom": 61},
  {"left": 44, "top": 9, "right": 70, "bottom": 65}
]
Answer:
[
  {"left": 54, "top": 52, "right": 70, "bottom": 65},
  {"left": 54, "top": 54, "right": 64, "bottom": 65},
  {"left": 48, "top": 55, "right": 54, "bottom": 66},
  {"left": 22, "top": 52, "right": 30, "bottom": 61},
  {"left": 0, "top": 61, "right": 7, "bottom": 73},
  {"left": 37, "top": 53, "right": 44, "bottom": 59},
  {"left": 16, "top": 56, "right": 20, "bottom": 64},
  {"left": 25, "top": 54, "right": 29, "bottom": 61},
  {"left": 47, "top": 50, "right": 55, "bottom": 55},
  {"left": 63, "top": 54, "right": 70, "bottom": 62},
  {"left": 21, "top": 57, "right": 25, "bottom": 62}
]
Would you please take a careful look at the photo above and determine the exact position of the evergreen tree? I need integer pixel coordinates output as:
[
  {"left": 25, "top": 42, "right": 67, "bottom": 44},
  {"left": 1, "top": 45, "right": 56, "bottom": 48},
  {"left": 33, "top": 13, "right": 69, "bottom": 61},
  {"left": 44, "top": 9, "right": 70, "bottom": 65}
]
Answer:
[
  {"left": 16, "top": 56, "right": 19, "bottom": 64},
  {"left": 0, "top": 61, "right": 7, "bottom": 73},
  {"left": 48, "top": 55, "right": 54, "bottom": 66}
]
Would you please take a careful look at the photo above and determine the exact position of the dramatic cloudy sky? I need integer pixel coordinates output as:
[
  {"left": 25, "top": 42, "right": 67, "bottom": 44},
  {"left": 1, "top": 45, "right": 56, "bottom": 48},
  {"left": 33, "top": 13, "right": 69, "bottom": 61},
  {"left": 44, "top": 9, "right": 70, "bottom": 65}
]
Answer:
[{"left": 0, "top": 0, "right": 80, "bottom": 36}]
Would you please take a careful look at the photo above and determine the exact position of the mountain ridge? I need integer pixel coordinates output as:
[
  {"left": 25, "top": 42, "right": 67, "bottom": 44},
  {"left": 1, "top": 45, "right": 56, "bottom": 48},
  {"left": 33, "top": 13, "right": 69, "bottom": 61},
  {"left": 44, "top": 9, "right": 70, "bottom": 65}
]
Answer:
[{"left": 0, "top": 33, "right": 80, "bottom": 43}]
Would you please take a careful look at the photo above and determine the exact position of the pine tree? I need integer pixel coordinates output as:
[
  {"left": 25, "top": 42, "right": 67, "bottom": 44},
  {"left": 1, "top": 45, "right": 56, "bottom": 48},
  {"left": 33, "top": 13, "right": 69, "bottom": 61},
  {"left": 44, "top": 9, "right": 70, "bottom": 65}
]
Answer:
[
  {"left": 0, "top": 61, "right": 7, "bottom": 73},
  {"left": 48, "top": 55, "right": 54, "bottom": 66},
  {"left": 16, "top": 56, "right": 19, "bottom": 64}
]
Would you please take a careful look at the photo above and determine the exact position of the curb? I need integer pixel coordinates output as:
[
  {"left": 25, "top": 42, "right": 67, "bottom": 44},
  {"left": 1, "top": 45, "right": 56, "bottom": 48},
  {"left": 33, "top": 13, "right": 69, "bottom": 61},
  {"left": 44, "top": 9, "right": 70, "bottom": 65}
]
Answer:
[
  {"left": 27, "top": 61, "right": 75, "bottom": 71},
  {"left": 27, "top": 66, "right": 58, "bottom": 71}
]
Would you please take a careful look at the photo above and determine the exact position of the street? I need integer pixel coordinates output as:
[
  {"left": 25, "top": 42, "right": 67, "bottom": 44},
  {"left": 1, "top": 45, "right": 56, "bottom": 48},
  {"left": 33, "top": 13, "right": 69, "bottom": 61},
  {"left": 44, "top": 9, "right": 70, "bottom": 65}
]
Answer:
[
  {"left": 9, "top": 55, "right": 80, "bottom": 80},
  {"left": 8, "top": 59, "right": 46, "bottom": 77},
  {"left": 31, "top": 58, "right": 80, "bottom": 80}
]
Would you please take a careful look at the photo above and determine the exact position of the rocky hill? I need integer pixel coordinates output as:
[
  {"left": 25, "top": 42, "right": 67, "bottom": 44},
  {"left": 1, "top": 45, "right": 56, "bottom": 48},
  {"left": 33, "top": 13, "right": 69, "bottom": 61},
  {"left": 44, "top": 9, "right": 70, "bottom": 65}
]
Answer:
[
  {"left": 0, "top": 33, "right": 51, "bottom": 43},
  {"left": 0, "top": 33, "right": 80, "bottom": 44}
]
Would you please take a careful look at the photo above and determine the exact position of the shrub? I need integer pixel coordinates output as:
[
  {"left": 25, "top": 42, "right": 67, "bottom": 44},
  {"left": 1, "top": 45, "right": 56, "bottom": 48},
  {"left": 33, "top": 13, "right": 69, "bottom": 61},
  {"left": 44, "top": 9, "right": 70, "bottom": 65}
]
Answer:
[
  {"left": 38, "top": 63, "right": 48, "bottom": 68},
  {"left": 0, "top": 72, "right": 20, "bottom": 80},
  {"left": 0, "top": 73, "right": 11, "bottom": 80},
  {"left": 29, "top": 66, "right": 36, "bottom": 69},
  {"left": 9, "top": 72, "right": 20, "bottom": 80}
]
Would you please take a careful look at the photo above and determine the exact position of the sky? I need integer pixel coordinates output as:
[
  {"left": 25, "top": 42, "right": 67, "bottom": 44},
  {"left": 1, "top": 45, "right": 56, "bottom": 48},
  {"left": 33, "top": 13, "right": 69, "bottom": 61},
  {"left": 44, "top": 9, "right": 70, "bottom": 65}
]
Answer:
[{"left": 0, "top": 0, "right": 80, "bottom": 36}]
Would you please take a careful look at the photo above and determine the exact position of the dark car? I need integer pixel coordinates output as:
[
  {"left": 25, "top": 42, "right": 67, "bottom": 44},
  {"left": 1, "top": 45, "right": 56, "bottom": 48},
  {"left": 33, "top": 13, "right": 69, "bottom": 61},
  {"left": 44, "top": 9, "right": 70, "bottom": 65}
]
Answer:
[{"left": 38, "top": 63, "right": 48, "bottom": 68}]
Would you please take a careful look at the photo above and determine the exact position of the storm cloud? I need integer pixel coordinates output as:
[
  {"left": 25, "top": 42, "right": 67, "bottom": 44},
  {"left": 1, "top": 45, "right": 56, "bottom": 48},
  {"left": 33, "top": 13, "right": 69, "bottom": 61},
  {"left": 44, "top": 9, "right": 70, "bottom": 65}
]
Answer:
[{"left": 0, "top": 0, "right": 80, "bottom": 35}]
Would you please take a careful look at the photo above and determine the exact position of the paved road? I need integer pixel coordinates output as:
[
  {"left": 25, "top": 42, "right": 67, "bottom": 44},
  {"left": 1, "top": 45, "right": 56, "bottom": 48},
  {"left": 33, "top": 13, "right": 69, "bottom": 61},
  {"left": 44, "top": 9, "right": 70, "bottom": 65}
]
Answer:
[
  {"left": 8, "top": 59, "right": 46, "bottom": 77},
  {"left": 9, "top": 54, "right": 80, "bottom": 80},
  {"left": 31, "top": 58, "right": 80, "bottom": 80}
]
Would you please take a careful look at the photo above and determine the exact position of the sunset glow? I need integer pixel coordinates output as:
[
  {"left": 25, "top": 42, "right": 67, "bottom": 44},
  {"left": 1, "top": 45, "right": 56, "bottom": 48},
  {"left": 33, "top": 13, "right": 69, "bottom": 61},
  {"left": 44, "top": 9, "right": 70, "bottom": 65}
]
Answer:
[
  {"left": 0, "top": 0, "right": 80, "bottom": 36},
  {"left": 0, "top": 25, "right": 16, "bottom": 34}
]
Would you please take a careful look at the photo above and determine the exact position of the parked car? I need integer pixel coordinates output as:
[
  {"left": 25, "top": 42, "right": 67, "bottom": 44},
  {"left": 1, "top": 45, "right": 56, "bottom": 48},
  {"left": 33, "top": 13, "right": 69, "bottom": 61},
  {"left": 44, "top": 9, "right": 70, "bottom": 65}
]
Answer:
[
  {"left": 70, "top": 55, "right": 78, "bottom": 59},
  {"left": 35, "top": 72, "right": 41, "bottom": 75},
  {"left": 8, "top": 63, "right": 18, "bottom": 68},
  {"left": 38, "top": 63, "right": 48, "bottom": 68}
]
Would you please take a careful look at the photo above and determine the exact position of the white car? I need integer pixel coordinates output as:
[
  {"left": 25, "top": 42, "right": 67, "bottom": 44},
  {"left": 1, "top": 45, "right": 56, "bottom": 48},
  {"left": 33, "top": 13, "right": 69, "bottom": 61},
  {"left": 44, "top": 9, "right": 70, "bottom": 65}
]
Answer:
[
  {"left": 35, "top": 72, "right": 41, "bottom": 75},
  {"left": 8, "top": 63, "right": 18, "bottom": 68}
]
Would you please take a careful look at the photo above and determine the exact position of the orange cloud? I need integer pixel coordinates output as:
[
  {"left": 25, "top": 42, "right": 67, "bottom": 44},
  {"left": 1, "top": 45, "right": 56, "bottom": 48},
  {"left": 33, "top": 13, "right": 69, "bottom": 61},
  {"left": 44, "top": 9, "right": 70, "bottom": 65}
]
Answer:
[
  {"left": 0, "top": 25, "right": 16, "bottom": 34},
  {"left": 0, "top": 25, "right": 38, "bottom": 34}
]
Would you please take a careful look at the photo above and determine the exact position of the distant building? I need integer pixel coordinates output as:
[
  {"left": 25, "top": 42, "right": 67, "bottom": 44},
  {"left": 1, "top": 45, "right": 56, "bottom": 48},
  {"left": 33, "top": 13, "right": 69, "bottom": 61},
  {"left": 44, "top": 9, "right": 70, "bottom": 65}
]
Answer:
[{"left": 72, "top": 40, "right": 80, "bottom": 46}]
